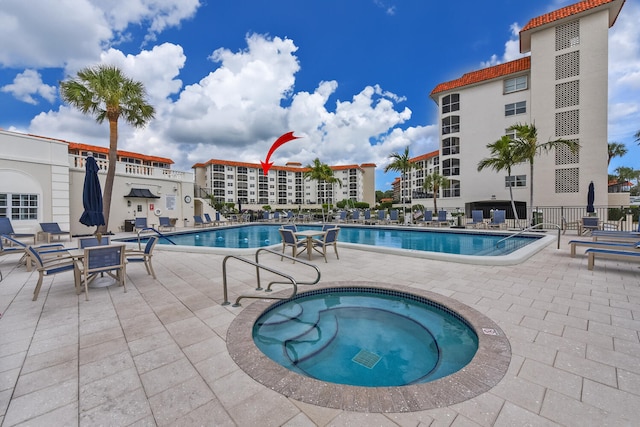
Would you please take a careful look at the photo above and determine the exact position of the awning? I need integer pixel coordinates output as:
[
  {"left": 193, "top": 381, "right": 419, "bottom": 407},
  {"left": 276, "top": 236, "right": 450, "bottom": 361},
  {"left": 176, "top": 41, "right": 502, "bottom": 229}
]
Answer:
[{"left": 124, "top": 188, "right": 160, "bottom": 199}]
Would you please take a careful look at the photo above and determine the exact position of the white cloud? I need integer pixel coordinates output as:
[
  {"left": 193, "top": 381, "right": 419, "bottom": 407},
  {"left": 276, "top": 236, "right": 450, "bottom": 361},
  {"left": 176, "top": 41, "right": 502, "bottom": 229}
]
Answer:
[
  {"left": 481, "top": 23, "right": 527, "bottom": 67},
  {"left": 1, "top": 69, "right": 56, "bottom": 104}
]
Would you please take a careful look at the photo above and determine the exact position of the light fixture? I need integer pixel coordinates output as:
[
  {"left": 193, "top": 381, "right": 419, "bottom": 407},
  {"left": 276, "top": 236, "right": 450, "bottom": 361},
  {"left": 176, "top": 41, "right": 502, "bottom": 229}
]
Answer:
[{"left": 127, "top": 200, "right": 131, "bottom": 207}]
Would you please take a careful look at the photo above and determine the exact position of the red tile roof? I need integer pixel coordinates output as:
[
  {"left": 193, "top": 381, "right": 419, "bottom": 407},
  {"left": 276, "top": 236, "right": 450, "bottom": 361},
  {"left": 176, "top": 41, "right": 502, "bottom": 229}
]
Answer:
[
  {"left": 520, "top": 0, "right": 624, "bottom": 52},
  {"left": 430, "top": 57, "right": 530, "bottom": 97},
  {"left": 68, "top": 142, "right": 174, "bottom": 164},
  {"left": 410, "top": 150, "right": 439, "bottom": 163}
]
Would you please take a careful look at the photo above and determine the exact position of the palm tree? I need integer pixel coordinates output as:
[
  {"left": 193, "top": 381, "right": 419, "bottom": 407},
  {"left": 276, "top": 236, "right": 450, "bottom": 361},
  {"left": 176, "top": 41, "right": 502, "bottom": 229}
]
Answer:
[
  {"left": 614, "top": 166, "right": 640, "bottom": 189},
  {"left": 508, "top": 123, "right": 579, "bottom": 226},
  {"left": 60, "top": 65, "right": 155, "bottom": 233},
  {"left": 384, "top": 147, "right": 415, "bottom": 223},
  {"left": 477, "top": 135, "right": 522, "bottom": 228},
  {"left": 423, "top": 171, "right": 449, "bottom": 214},
  {"left": 304, "top": 158, "right": 341, "bottom": 221},
  {"left": 608, "top": 142, "right": 628, "bottom": 166},
  {"left": 635, "top": 129, "right": 640, "bottom": 143}
]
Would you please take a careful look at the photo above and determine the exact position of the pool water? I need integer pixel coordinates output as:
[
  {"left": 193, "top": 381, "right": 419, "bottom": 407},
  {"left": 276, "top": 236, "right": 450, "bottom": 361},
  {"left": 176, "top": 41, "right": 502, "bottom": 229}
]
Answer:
[
  {"left": 149, "top": 224, "right": 536, "bottom": 256},
  {"left": 253, "top": 288, "right": 479, "bottom": 387}
]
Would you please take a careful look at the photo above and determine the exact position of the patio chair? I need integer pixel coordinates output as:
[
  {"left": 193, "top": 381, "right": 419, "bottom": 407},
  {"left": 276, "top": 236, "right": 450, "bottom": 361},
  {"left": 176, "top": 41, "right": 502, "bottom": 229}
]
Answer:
[
  {"left": 158, "top": 216, "right": 175, "bottom": 231},
  {"left": 0, "top": 217, "right": 36, "bottom": 244},
  {"left": 488, "top": 210, "right": 506, "bottom": 229},
  {"left": 273, "top": 211, "right": 281, "bottom": 222},
  {"left": 27, "top": 245, "right": 77, "bottom": 301},
  {"left": 362, "top": 210, "right": 371, "bottom": 223},
  {"left": 579, "top": 217, "right": 600, "bottom": 235},
  {"left": 568, "top": 239, "right": 640, "bottom": 258},
  {"left": 436, "top": 210, "right": 449, "bottom": 227},
  {"left": 421, "top": 210, "right": 434, "bottom": 226},
  {"left": 134, "top": 217, "right": 148, "bottom": 232},
  {"left": 78, "top": 236, "right": 111, "bottom": 248},
  {"left": 39, "top": 222, "right": 71, "bottom": 243},
  {"left": 376, "top": 210, "right": 386, "bottom": 224},
  {"left": 312, "top": 227, "right": 340, "bottom": 262},
  {"left": 279, "top": 228, "right": 305, "bottom": 261},
  {"left": 336, "top": 211, "right": 347, "bottom": 223},
  {"left": 351, "top": 210, "right": 360, "bottom": 223},
  {"left": 126, "top": 236, "right": 158, "bottom": 279},
  {"left": 2, "top": 235, "right": 67, "bottom": 271},
  {"left": 76, "top": 244, "right": 127, "bottom": 300},
  {"left": 193, "top": 215, "right": 206, "bottom": 227},
  {"left": 585, "top": 247, "right": 640, "bottom": 271},
  {"left": 467, "top": 210, "right": 485, "bottom": 229},
  {"left": 204, "top": 213, "right": 215, "bottom": 225},
  {"left": 281, "top": 224, "right": 298, "bottom": 232}
]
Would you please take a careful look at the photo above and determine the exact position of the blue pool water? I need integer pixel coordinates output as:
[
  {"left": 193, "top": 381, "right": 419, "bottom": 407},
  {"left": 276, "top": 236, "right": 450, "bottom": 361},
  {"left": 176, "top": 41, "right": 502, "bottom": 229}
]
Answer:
[
  {"left": 141, "top": 224, "right": 537, "bottom": 256},
  {"left": 253, "top": 288, "right": 479, "bottom": 387}
]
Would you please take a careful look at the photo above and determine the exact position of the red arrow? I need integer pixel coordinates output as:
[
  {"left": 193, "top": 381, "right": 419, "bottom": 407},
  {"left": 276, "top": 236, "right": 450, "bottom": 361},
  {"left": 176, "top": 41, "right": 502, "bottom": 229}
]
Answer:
[{"left": 260, "top": 132, "right": 300, "bottom": 175}]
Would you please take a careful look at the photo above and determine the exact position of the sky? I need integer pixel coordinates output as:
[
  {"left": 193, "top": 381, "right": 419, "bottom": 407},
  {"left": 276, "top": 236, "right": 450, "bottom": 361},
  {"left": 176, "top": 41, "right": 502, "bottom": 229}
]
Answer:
[{"left": 0, "top": 0, "right": 639, "bottom": 191}]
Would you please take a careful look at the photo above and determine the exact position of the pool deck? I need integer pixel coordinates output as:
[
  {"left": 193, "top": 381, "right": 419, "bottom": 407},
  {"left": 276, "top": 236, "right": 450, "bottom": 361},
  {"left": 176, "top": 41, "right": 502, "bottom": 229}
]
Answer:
[{"left": 1, "top": 230, "right": 639, "bottom": 426}]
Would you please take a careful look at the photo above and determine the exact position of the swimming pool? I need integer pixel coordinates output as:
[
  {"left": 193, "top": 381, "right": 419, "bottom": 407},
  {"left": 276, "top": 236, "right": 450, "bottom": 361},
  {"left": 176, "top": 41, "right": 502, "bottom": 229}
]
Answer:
[{"left": 120, "top": 223, "right": 555, "bottom": 265}]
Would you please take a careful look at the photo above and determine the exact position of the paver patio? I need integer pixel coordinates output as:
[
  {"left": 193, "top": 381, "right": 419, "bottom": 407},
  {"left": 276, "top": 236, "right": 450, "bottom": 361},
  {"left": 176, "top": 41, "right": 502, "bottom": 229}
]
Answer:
[{"left": 1, "top": 231, "right": 639, "bottom": 426}]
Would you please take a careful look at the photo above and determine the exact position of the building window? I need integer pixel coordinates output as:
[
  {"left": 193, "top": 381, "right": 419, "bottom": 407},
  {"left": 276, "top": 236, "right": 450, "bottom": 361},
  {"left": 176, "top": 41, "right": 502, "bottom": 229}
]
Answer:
[
  {"left": 442, "top": 116, "right": 460, "bottom": 135},
  {"left": 0, "top": 193, "right": 39, "bottom": 220},
  {"left": 505, "top": 101, "right": 526, "bottom": 116},
  {"left": 505, "top": 129, "right": 517, "bottom": 140},
  {"left": 442, "top": 180, "right": 460, "bottom": 198},
  {"left": 442, "top": 137, "right": 460, "bottom": 155},
  {"left": 442, "top": 94, "right": 459, "bottom": 114},
  {"left": 442, "top": 158, "right": 460, "bottom": 176},
  {"left": 505, "top": 175, "right": 526, "bottom": 187},
  {"left": 504, "top": 76, "right": 527, "bottom": 94}
]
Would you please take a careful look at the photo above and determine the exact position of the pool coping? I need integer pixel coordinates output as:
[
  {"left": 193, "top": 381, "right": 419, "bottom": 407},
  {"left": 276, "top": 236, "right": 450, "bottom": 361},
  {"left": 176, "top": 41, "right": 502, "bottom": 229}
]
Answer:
[
  {"left": 130, "top": 224, "right": 557, "bottom": 265},
  {"left": 226, "top": 281, "right": 512, "bottom": 413}
]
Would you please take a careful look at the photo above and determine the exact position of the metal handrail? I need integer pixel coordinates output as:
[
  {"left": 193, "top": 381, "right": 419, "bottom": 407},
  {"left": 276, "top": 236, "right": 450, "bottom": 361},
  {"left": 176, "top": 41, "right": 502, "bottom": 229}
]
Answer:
[
  {"left": 136, "top": 227, "right": 176, "bottom": 249},
  {"left": 254, "top": 248, "right": 321, "bottom": 292},
  {"left": 222, "top": 249, "right": 321, "bottom": 307},
  {"left": 496, "top": 222, "right": 561, "bottom": 250}
]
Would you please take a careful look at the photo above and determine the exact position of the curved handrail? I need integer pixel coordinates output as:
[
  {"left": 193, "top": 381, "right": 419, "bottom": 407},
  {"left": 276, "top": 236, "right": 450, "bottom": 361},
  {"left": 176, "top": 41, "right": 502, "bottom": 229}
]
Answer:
[
  {"left": 136, "top": 227, "right": 176, "bottom": 249},
  {"left": 254, "top": 248, "right": 321, "bottom": 291},
  {"left": 496, "top": 222, "right": 561, "bottom": 249}
]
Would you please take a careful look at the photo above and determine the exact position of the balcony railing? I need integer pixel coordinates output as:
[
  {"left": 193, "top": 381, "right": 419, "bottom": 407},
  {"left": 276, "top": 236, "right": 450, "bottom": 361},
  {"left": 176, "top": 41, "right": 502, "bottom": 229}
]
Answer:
[{"left": 69, "top": 154, "right": 192, "bottom": 182}]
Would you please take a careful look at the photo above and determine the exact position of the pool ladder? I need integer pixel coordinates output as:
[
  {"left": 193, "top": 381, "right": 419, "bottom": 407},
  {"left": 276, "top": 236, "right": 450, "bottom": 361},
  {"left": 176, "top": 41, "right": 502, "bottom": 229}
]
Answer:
[{"left": 222, "top": 248, "right": 321, "bottom": 307}]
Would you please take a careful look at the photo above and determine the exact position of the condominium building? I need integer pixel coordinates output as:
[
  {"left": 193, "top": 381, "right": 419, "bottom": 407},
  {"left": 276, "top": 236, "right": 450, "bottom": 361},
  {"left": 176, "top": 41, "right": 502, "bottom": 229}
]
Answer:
[
  {"left": 415, "top": 0, "right": 625, "bottom": 217},
  {"left": 192, "top": 159, "right": 376, "bottom": 209}
]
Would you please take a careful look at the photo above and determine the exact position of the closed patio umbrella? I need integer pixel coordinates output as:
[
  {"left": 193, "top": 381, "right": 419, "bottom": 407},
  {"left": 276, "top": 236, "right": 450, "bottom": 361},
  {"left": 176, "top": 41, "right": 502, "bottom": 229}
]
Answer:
[
  {"left": 586, "top": 181, "right": 595, "bottom": 213},
  {"left": 80, "top": 155, "right": 105, "bottom": 234}
]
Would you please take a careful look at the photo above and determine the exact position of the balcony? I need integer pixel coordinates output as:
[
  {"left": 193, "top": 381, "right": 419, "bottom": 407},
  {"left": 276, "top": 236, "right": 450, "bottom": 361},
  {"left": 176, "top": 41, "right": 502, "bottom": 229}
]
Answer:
[{"left": 69, "top": 154, "right": 192, "bottom": 183}]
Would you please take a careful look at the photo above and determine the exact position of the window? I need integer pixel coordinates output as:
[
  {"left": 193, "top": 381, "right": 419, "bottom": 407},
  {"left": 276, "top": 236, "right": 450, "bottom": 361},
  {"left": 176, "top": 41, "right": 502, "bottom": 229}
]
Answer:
[
  {"left": 442, "top": 159, "right": 460, "bottom": 176},
  {"left": 504, "top": 76, "right": 527, "bottom": 94},
  {"left": 505, "top": 101, "right": 526, "bottom": 116},
  {"left": 442, "top": 137, "right": 460, "bottom": 155},
  {"left": 505, "top": 175, "right": 526, "bottom": 187},
  {"left": 442, "top": 116, "right": 459, "bottom": 135},
  {"left": 442, "top": 180, "right": 460, "bottom": 198},
  {"left": 0, "top": 193, "right": 39, "bottom": 220},
  {"left": 505, "top": 129, "right": 517, "bottom": 140},
  {"left": 442, "top": 94, "right": 459, "bottom": 114}
]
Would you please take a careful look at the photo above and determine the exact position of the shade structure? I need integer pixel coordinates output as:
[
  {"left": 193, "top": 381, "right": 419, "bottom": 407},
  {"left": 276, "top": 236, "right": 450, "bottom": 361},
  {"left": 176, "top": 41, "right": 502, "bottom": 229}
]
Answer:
[
  {"left": 586, "top": 181, "right": 595, "bottom": 213},
  {"left": 80, "top": 156, "right": 106, "bottom": 228}
]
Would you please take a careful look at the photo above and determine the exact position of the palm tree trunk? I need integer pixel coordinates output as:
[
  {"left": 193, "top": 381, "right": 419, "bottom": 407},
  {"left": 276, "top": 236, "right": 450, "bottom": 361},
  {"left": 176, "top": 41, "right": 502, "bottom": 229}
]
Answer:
[{"left": 101, "top": 118, "right": 118, "bottom": 233}]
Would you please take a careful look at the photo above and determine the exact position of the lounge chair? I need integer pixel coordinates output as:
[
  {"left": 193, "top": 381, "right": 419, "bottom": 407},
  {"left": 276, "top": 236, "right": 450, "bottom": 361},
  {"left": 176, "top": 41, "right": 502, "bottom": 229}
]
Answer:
[
  {"left": 158, "top": 216, "right": 175, "bottom": 231},
  {"left": 134, "top": 217, "right": 148, "bottom": 232},
  {"left": 336, "top": 211, "right": 347, "bottom": 223},
  {"left": 39, "top": 222, "right": 71, "bottom": 243},
  {"left": 351, "top": 210, "right": 360, "bottom": 223},
  {"left": 193, "top": 215, "right": 206, "bottom": 227},
  {"left": 376, "top": 210, "right": 386, "bottom": 224},
  {"left": 0, "top": 217, "right": 36, "bottom": 244},
  {"left": 591, "top": 230, "right": 640, "bottom": 242},
  {"left": 76, "top": 244, "right": 127, "bottom": 300},
  {"left": 436, "top": 210, "right": 449, "bottom": 227},
  {"left": 467, "top": 210, "right": 485, "bottom": 229},
  {"left": 389, "top": 210, "right": 399, "bottom": 224},
  {"left": 420, "top": 210, "right": 434, "bottom": 226},
  {"left": 585, "top": 247, "right": 640, "bottom": 271},
  {"left": 204, "top": 213, "right": 216, "bottom": 225},
  {"left": 312, "top": 227, "right": 340, "bottom": 262},
  {"left": 362, "top": 210, "right": 371, "bottom": 224},
  {"left": 279, "top": 228, "right": 305, "bottom": 261},
  {"left": 126, "top": 236, "right": 158, "bottom": 279},
  {"left": 488, "top": 210, "right": 506, "bottom": 229},
  {"left": 567, "top": 239, "right": 640, "bottom": 257},
  {"left": 27, "top": 245, "right": 77, "bottom": 301}
]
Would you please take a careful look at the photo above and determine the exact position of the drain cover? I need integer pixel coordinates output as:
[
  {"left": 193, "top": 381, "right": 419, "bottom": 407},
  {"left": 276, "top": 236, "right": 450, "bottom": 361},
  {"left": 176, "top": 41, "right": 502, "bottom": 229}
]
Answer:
[{"left": 352, "top": 349, "right": 381, "bottom": 369}]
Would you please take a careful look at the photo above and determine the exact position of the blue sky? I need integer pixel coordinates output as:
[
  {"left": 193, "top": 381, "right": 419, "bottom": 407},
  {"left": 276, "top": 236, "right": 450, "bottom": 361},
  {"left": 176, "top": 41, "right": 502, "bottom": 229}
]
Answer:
[{"left": 1, "top": 0, "right": 638, "bottom": 191}]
